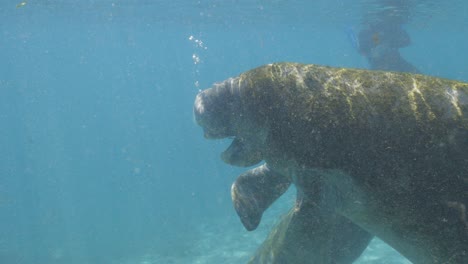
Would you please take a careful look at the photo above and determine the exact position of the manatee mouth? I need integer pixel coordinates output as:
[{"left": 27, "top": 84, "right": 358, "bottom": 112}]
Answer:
[
  {"left": 196, "top": 115, "right": 234, "bottom": 140},
  {"left": 202, "top": 129, "right": 232, "bottom": 140},
  {"left": 221, "top": 137, "right": 263, "bottom": 167},
  {"left": 194, "top": 88, "right": 263, "bottom": 167}
]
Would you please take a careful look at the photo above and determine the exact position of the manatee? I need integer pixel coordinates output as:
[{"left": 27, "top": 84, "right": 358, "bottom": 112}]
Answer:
[{"left": 194, "top": 63, "right": 468, "bottom": 263}]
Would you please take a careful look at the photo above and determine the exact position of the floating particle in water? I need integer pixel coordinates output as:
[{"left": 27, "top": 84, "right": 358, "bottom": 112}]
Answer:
[
  {"left": 192, "top": 53, "right": 201, "bottom": 64},
  {"left": 188, "top": 35, "right": 208, "bottom": 50},
  {"left": 372, "top": 32, "right": 380, "bottom": 45},
  {"left": 16, "top": 1, "right": 27, "bottom": 8},
  {"left": 189, "top": 35, "right": 208, "bottom": 89}
]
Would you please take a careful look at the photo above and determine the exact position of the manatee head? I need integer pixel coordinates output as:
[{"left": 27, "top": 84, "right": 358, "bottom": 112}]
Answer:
[{"left": 194, "top": 77, "right": 267, "bottom": 167}]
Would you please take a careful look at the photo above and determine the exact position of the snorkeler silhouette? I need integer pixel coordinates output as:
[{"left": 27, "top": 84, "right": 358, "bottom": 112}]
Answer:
[{"left": 357, "top": 0, "right": 420, "bottom": 73}]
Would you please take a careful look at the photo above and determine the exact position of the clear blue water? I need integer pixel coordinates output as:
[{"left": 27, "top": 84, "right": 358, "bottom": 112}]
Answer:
[{"left": 1, "top": 1, "right": 467, "bottom": 263}]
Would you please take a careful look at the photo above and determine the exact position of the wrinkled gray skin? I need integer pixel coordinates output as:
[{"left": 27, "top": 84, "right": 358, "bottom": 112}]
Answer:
[{"left": 194, "top": 63, "right": 468, "bottom": 264}]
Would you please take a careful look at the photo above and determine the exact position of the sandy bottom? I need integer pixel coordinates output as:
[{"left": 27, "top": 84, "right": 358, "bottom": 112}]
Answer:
[
  {"left": 116, "top": 204, "right": 411, "bottom": 264},
  {"left": 116, "top": 221, "right": 411, "bottom": 264},
  {"left": 115, "top": 189, "right": 411, "bottom": 264}
]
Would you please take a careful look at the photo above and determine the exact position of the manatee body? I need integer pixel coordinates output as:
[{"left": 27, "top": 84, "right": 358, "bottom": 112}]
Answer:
[{"left": 194, "top": 63, "right": 468, "bottom": 264}]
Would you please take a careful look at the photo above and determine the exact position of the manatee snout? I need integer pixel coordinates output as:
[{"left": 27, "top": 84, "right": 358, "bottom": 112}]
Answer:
[
  {"left": 193, "top": 89, "right": 234, "bottom": 139},
  {"left": 194, "top": 83, "right": 264, "bottom": 167}
]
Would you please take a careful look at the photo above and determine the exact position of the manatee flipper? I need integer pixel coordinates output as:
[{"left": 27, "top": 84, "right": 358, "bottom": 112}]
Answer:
[
  {"left": 231, "top": 164, "right": 291, "bottom": 231},
  {"left": 249, "top": 199, "right": 373, "bottom": 264}
]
